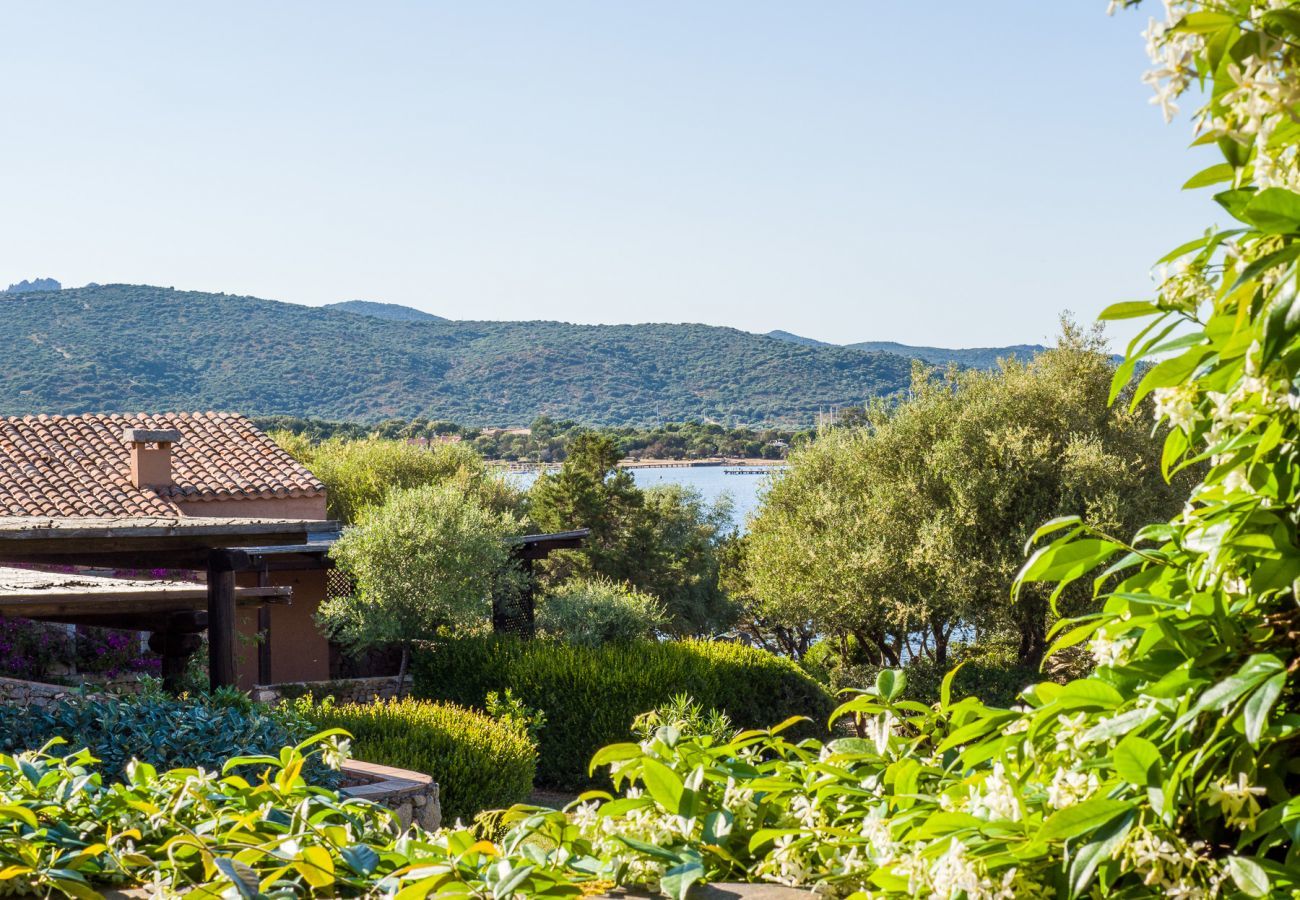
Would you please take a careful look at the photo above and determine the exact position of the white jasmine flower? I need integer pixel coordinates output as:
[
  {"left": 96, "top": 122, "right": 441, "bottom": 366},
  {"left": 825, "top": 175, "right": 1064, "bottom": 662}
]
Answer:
[{"left": 1205, "top": 772, "right": 1267, "bottom": 829}]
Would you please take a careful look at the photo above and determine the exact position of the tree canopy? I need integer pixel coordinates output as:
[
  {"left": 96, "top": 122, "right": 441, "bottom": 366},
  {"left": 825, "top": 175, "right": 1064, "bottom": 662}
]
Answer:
[{"left": 744, "top": 321, "right": 1186, "bottom": 669}]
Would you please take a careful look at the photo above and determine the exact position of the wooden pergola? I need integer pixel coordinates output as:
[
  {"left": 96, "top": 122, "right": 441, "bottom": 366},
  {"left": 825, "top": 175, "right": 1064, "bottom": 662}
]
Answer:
[{"left": 0, "top": 516, "right": 336, "bottom": 690}]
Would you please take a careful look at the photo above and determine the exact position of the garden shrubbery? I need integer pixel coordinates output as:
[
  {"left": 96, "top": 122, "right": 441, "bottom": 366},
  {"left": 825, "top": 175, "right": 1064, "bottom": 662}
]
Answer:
[
  {"left": 535, "top": 577, "right": 666, "bottom": 647},
  {"left": 411, "top": 635, "right": 834, "bottom": 788},
  {"left": 301, "top": 696, "right": 536, "bottom": 822},
  {"left": 0, "top": 686, "right": 336, "bottom": 786}
]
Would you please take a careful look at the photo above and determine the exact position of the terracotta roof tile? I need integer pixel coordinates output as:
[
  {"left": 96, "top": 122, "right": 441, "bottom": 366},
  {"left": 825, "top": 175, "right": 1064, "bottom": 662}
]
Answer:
[{"left": 0, "top": 412, "right": 325, "bottom": 518}]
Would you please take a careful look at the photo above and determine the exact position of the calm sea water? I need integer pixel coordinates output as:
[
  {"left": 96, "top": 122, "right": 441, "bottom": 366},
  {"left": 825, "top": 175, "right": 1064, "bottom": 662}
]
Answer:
[{"left": 507, "top": 465, "right": 782, "bottom": 532}]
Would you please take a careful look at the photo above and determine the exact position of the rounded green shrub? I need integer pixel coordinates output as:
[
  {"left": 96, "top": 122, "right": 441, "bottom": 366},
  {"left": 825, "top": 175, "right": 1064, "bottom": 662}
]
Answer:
[
  {"left": 304, "top": 696, "right": 535, "bottom": 823},
  {"left": 536, "top": 577, "right": 667, "bottom": 646},
  {"left": 411, "top": 636, "right": 834, "bottom": 789}
]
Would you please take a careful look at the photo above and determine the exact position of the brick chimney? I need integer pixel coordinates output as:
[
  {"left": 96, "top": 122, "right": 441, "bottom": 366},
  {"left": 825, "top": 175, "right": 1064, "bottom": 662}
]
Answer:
[{"left": 123, "top": 428, "right": 181, "bottom": 490}]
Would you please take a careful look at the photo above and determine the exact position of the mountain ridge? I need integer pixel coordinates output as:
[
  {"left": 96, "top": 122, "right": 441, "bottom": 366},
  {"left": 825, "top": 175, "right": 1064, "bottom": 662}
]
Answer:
[
  {"left": 323, "top": 300, "right": 448, "bottom": 323},
  {"left": 1, "top": 284, "right": 921, "bottom": 427},
  {"left": 765, "top": 330, "right": 1045, "bottom": 369}
]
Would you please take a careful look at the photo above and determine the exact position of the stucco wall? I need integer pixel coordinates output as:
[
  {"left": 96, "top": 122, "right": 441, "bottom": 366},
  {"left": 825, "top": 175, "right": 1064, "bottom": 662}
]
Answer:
[
  {"left": 176, "top": 495, "right": 328, "bottom": 520},
  {"left": 234, "top": 568, "right": 331, "bottom": 690}
]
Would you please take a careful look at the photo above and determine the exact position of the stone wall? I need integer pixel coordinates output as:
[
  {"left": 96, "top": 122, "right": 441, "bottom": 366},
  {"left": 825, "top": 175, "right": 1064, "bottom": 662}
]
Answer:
[
  {"left": 0, "top": 675, "right": 80, "bottom": 708},
  {"left": 251, "top": 674, "right": 409, "bottom": 705},
  {"left": 0, "top": 674, "right": 156, "bottom": 708},
  {"left": 341, "top": 758, "right": 441, "bottom": 830}
]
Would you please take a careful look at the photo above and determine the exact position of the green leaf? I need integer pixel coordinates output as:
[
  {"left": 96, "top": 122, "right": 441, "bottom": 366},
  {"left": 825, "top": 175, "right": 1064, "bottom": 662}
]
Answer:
[
  {"left": 1018, "top": 539, "right": 1122, "bottom": 593},
  {"left": 214, "top": 858, "right": 263, "bottom": 900},
  {"left": 875, "top": 669, "right": 905, "bottom": 701},
  {"left": 702, "top": 810, "right": 733, "bottom": 844},
  {"left": 340, "top": 844, "right": 379, "bottom": 876},
  {"left": 1113, "top": 736, "right": 1161, "bottom": 787},
  {"left": 1038, "top": 798, "right": 1134, "bottom": 844},
  {"left": 1244, "top": 672, "right": 1285, "bottom": 745},
  {"left": 587, "top": 742, "right": 642, "bottom": 775},
  {"left": 1023, "top": 515, "right": 1082, "bottom": 555},
  {"left": 1243, "top": 188, "right": 1300, "bottom": 233},
  {"left": 940, "top": 662, "right": 965, "bottom": 710},
  {"left": 1099, "top": 301, "right": 1160, "bottom": 320},
  {"left": 1215, "top": 188, "right": 1258, "bottom": 222},
  {"left": 1182, "top": 162, "right": 1235, "bottom": 190},
  {"left": 1233, "top": 242, "right": 1300, "bottom": 290},
  {"left": 639, "top": 758, "right": 685, "bottom": 813},
  {"left": 1173, "top": 10, "right": 1236, "bottom": 33},
  {"left": 1262, "top": 8, "right": 1300, "bottom": 40},
  {"left": 0, "top": 806, "right": 37, "bottom": 829},
  {"left": 1066, "top": 811, "right": 1134, "bottom": 899},
  {"left": 1227, "top": 856, "right": 1271, "bottom": 897},
  {"left": 661, "top": 853, "right": 705, "bottom": 900},
  {"left": 494, "top": 863, "right": 536, "bottom": 899}
]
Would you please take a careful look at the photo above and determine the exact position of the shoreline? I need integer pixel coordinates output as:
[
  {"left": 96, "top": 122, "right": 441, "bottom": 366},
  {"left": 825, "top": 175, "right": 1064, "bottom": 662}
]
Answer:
[{"left": 491, "top": 457, "right": 784, "bottom": 473}]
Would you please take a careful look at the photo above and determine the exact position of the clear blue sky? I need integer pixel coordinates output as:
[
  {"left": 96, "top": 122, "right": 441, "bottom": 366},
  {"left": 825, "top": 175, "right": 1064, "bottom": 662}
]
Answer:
[{"left": 0, "top": 2, "right": 1215, "bottom": 348}]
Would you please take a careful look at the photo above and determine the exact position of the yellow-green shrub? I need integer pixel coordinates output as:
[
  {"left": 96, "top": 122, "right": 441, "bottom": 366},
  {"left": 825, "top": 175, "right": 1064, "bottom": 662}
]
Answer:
[{"left": 304, "top": 697, "right": 535, "bottom": 822}]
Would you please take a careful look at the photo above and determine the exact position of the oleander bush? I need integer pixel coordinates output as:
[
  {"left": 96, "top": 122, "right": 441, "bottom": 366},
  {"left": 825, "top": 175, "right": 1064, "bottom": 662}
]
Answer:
[
  {"left": 410, "top": 635, "right": 834, "bottom": 789},
  {"left": 0, "top": 686, "right": 339, "bottom": 787},
  {"left": 301, "top": 696, "right": 536, "bottom": 823}
]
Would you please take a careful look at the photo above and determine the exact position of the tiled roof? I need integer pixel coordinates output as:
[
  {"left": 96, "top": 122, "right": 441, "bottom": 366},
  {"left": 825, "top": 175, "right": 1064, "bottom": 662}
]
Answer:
[{"left": 0, "top": 413, "right": 325, "bottom": 518}]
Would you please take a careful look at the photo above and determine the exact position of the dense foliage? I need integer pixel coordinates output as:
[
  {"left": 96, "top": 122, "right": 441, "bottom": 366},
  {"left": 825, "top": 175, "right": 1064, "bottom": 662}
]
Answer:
[
  {"left": 529, "top": 435, "right": 736, "bottom": 635},
  {"left": 276, "top": 434, "right": 524, "bottom": 524},
  {"left": 410, "top": 635, "right": 834, "bottom": 790},
  {"left": 536, "top": 577, "right": 667, "bottom": 647},
  {"left": 324, "top": 482, "right": 524, "bottom": 685},
  {"left": 301, "top": 696, "right": 536, "bottom": 823},
  {"left": 0, "top": 688, "right": 336, "bottom": 787},
  {"left": 0, "top": 283, "right": 918, "bottom": 426},
  {"left": 0, "top": 736, "right": 589, "bottom": 897},
  {"left": 743, "top": 326, "right": 1184, "bottom": 670},
  {"left": 262, "top": 413, "right": 799, "bottom": 464}
]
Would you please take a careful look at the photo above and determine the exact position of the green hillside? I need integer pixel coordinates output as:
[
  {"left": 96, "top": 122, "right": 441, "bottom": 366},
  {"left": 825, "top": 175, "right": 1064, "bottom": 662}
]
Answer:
[
  {"left": 0, "top": 284, "right": 915, "bottom": 426},
  {"left": 846, "top": 340, "right": 1045, "bottom": 368},
  {"left": 765, "top": 329, "right": 1043, "bottom": 368},
  {"left": 323, "top": 300, "right": 448, "bottom": 323}
]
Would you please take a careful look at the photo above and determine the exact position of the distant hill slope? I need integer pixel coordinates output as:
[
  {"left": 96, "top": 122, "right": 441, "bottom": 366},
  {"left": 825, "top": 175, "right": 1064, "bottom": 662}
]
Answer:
[
  {"left": 847, "top": 341, "right": 1045, "bottom": 369},
  {"left": 0, "top": 284, "right": 917, "bottom": 426},
  {"left": 765, "top": 329, "right": 830, "bottom": 347},
  {"left": 323, "top": 300, "right": 448, "bottom": 323},
  {"left": 765, "top": 329, "right": 1044, "bottom": 369}
]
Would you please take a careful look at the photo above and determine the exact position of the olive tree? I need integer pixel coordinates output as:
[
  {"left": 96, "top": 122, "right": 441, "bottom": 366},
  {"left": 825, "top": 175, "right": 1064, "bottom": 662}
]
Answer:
[
  {"left": 322, "top": 481, "right": 524, "bottom": 690},
  {"left": 276, "top": 433, "right": 523, "bottom": 524},
  {"left": 745, "top": 322, "right": 1186, "bottom": 669}
]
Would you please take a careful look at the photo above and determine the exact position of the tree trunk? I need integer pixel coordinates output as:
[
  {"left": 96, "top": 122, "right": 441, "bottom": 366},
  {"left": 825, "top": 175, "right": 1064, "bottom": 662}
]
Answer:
[
  {"left": 396, "top": 644, "right": 410, "bottom": 698},
  {"left": 932, "top": 620, "right": 950, "bottom": 669}
]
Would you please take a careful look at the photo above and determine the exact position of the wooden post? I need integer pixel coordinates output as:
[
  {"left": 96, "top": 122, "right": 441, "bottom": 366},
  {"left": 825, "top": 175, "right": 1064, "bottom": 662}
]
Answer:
[
  {"left": 148, "top": 610, "right": 206, "bottom": 695},
  {"left": 257, "top": 605, "right": 272, "bottom": 685},
  {"left": 207, "top": 550, "right": 244, "bottom": 690}
]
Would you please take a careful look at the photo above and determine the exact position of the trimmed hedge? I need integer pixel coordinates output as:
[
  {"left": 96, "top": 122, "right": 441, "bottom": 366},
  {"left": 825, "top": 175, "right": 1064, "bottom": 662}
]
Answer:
[
  {"left": 304, "top": 697, "right": 536, "bottom": 823},
  {"left": 411, "top": 636, "right": 834, "bottom": 789}
]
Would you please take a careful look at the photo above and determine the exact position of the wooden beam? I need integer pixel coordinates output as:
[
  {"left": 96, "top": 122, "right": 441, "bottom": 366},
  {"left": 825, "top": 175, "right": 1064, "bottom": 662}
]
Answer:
[
  {"left": 0, "top": 516, "right": 330, "bottom": 558},
  {"left": 207, "top": 551, "right": 239, "bottom": 690},
  {"left": 0, "top": 586, "right": 289, "bottom": 620}
]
